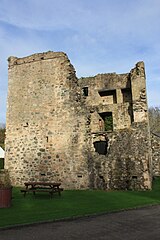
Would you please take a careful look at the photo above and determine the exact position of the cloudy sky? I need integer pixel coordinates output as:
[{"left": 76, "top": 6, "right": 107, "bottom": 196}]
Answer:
[{"left": 0, "top": 0, "right": 160, "bottom": 123}]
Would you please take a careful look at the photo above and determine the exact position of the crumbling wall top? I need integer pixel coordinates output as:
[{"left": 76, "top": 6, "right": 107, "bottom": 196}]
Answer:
[
  {"left": 8, "top": 51, "right": 68, "bottom": 68},
  {"left": 79, "top": 72, "right": 130, "bottom": 90},
  {"left": 130, "top": 61, "right": 145, "bottom": 78}
]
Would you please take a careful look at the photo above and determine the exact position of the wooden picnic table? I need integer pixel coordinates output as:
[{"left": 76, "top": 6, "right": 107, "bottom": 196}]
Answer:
[{"left": 21, "top": 181, "right": 63, "bottom": 197}]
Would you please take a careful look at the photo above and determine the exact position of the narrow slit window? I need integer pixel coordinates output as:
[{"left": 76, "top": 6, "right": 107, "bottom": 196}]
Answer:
[
  {"left": 40, "top": 173, "right": 46, "bottom": 176},
  {"left": 82, "top": 87, "right": 88, "bottom": 96},
  {"left": 77, "top": 175, "right": 82, "bottom": 178},
  {"left": 23, "top": 122, "right": 28, "bottom": 127}
]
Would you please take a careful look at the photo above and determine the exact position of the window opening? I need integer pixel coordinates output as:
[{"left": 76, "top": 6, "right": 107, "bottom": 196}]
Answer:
[
  {"left": 99, "top": 119, "right": 103, "bottom": 131},
  {"left": 93, "top": 140, "right": 108, "bottom": 155},
  {"left": 23, "top": 122, "right": 28, "bottom": 127},
  {"left": 40, "top": 173, "right": 46, "bottom": 176},
  {"left": 82, "top": 87, "right": 88, "bottom": 96},
  {"left": 99, "top": 112, "right": 113, "bottom": 131},
  {"left": 98, "top": 89, "right": 117, "bottom": 103},
  {"left": 77, "top": 175, "right": 83, "bottom": 178},
  {"left": 121, "top": 88, "right": 132, "bottom": 103},
  {"left": 132, "top": 176, "right": 137, "bottom": 180}
]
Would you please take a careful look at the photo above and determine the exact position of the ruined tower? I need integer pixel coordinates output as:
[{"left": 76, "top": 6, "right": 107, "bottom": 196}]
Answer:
[{"left": 5, "top": 51, "right": 152, "bottom": 190}]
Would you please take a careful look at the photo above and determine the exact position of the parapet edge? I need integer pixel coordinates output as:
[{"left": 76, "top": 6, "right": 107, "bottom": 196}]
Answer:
[{"left": 8, "top": 51, "right": 68, "bottom": 68}]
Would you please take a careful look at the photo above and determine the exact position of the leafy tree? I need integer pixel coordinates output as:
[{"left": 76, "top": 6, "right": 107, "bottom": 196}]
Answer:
[
  {"left": 0, "top": 127, "right": 5, "bottom": 149},
  {"left": 148, "top": 106, "right": 160, "bottom": 133}
]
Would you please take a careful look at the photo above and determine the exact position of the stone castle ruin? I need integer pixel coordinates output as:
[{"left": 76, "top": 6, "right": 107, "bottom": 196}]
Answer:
[{"left": 5, "top": 51, "right": 156, "bottom": 190}]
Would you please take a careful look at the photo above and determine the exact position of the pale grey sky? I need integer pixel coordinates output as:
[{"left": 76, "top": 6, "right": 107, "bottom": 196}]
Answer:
[{"left": 0, "top": 0, "right": 160, "bottom": 123}]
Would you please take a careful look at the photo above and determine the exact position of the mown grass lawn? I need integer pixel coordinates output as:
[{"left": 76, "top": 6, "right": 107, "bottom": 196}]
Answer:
[{"left": 0, "top": 178, "right": 160, "bottom": 228}]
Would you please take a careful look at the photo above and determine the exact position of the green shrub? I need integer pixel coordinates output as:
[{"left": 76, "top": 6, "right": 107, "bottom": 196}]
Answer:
[{"left": 104, "top": 115, "right": 113, "bottom": 131}]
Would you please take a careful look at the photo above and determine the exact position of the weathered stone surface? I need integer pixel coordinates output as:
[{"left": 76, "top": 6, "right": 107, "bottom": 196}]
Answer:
[
  {"left": 5, "top": 51, "right": 153, "bottom": 190},
  {"left": 151, "top": 133, "right": 160, "bottom": 176}
]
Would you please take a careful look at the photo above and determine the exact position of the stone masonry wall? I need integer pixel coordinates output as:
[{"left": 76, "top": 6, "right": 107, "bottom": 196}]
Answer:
[
  {"left": 5, "top": 51, "right": 152, "bottom": 190},
  {"left": 151, "top": 133, "right": 160, "bottom": 176},
  {"left": 87, "top": 123, "right": 152, "bottom": 190},
  {"left": 79, "top": 73, "right": 133, "bottom": 130},
  {"left": 79, "top": 61, "right": 152, "bottom": 190},
  {"left": 5, "top": 52, "right": 90, "bottom": 188}
]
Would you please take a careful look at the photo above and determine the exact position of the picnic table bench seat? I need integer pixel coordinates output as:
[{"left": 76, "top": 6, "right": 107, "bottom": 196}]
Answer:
[{"left": 20, "top": 182, "right": 63, "bottom": 197}]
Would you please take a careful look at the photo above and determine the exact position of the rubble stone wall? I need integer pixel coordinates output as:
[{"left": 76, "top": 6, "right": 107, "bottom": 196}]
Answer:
[
  {"left": 151, "top": 133, "right": 160, "bottom": 176},
  {"left": 6, "top": 52, "right": 90, "bottom": 188},
  {"left": 5, "top": 51, "right": 152, "bottom": 190}
]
